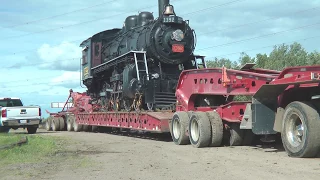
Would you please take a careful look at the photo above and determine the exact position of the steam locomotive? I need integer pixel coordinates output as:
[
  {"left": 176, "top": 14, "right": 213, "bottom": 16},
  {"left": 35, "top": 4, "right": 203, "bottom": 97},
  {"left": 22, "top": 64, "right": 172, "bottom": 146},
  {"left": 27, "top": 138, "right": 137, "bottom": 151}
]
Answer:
[{"left": 80, "top": 0, "right": 206, "bottom": 111}]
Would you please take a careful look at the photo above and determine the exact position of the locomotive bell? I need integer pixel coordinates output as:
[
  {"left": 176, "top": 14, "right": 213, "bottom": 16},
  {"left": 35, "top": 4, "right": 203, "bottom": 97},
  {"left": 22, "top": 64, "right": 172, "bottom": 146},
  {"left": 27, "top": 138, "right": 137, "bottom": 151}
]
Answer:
[{"left": 164, "top": 5, "right": 175, "bottom": 15}]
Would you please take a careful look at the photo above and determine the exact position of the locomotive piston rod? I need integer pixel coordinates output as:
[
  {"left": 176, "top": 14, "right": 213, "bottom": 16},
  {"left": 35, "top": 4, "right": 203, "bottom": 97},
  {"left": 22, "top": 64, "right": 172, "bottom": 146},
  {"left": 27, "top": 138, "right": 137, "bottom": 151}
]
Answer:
[{"left": 158, "top": 0, "right": 170, "bottom": 17}]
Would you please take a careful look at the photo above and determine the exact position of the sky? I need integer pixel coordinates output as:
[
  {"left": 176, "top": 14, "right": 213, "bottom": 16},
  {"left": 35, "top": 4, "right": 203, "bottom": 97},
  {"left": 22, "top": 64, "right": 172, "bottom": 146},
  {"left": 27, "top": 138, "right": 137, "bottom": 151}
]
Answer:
[{"left": 1, "top": 0, "right": 320, "bottom": 118}]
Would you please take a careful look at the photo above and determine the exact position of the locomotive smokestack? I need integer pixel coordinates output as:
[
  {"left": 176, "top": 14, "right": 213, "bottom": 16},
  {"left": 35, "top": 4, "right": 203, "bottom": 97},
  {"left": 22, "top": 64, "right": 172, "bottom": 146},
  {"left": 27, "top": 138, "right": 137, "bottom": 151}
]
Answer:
[{"left": 158, "top": 0, "right": 169, "bottom": 17}]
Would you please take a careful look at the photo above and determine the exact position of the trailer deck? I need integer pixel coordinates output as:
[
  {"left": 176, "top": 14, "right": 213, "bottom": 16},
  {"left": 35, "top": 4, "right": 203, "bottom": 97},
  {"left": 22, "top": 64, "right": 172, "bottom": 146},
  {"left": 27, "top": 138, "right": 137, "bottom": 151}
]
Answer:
[{"left": 76, "top": 111, "right": 172, "bottom": 132}]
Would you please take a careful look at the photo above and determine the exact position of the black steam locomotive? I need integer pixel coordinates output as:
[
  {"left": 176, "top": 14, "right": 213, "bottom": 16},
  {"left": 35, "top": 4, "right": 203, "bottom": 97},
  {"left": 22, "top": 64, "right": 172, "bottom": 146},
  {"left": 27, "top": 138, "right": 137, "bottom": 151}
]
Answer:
[{"left": 80, "top": 0, "right": 206, "bottom": 111}]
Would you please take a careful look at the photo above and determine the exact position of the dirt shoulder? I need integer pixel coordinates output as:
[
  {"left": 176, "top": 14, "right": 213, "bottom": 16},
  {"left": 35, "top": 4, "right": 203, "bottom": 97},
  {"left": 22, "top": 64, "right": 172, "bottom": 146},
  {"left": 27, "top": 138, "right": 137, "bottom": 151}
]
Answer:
[
  {"left": 0, "top": 130, "right": 95, "bottom": 180},
  {"left": 3, "top": 129, "right": 320, "bottom": 180}
]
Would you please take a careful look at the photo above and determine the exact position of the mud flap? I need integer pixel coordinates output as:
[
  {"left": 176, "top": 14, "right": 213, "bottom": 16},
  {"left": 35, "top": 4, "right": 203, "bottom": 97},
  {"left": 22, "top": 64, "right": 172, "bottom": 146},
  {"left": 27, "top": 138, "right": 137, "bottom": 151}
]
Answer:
[{"left": 251, "top": 84, "right": 289, "bottom": 135}]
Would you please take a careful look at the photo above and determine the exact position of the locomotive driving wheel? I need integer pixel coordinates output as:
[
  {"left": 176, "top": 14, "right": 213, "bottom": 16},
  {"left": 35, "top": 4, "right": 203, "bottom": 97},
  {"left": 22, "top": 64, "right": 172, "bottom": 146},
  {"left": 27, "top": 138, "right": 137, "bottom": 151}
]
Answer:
[
  {"left": 110, "top": 95, "right": 120, "bottom": 111},
  {"left": 123, "top": 98, "right": 133, "bottom": 111},
  {"left": 113, "top": 98, "right": 120, "bottom": 111},
  {"left": 133, "top": 93, "right": 142, "bottom": 111}
]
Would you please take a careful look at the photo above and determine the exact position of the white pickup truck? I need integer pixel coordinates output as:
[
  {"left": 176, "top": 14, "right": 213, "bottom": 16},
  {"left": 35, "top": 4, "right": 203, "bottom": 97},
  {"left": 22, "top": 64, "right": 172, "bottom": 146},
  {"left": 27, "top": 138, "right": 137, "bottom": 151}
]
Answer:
[{"left": 0, "top": 97, "right": 42, "bottom": 134}]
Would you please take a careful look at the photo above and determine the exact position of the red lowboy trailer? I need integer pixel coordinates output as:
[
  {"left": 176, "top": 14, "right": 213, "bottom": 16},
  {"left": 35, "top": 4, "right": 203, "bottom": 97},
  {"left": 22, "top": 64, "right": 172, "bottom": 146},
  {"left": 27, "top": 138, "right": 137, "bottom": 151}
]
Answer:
[
  {"left": 45, "top": 90, "right": 173, "bottom": 134},
  {"left": 45, "top": 63, "right": 320, "bottom": 158}
]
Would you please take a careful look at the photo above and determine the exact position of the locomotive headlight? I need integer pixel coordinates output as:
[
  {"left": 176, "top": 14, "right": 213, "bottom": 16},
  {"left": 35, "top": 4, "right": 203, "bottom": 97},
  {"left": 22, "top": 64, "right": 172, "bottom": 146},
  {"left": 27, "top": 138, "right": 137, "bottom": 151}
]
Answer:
[{"left": 171, "top": 29, "right": 184, "bottom": 41}]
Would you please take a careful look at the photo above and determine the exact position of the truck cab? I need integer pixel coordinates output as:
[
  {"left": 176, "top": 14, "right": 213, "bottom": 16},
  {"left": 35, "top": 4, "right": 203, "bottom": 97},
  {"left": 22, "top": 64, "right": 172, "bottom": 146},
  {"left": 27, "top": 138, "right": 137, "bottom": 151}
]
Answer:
[{"left": 0, "top": 97, "right": 42, "bottom": 134}]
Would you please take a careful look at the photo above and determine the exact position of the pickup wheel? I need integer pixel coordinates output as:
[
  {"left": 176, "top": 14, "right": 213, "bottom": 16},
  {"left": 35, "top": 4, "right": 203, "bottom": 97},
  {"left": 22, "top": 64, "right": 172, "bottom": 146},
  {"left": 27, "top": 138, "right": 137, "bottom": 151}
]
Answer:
[
  {"left": 27, "top": 126, "right": 37, "bottom": 134},
  {"left": 0, "top": 127, "right": 10, "bottom": 133}
]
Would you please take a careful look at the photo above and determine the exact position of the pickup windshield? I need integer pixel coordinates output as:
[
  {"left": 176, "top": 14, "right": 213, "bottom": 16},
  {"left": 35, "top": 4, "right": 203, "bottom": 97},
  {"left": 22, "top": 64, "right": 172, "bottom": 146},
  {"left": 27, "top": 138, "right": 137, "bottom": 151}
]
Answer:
[{"left": 0, "top": 99, "right": 23, "bottom": 107}]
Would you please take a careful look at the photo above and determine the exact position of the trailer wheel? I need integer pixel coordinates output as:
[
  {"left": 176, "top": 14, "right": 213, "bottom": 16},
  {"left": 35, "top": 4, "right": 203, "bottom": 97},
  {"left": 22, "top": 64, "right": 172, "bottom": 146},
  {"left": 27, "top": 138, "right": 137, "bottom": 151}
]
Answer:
[
  {"left": 171, "top": 111, "right": 190, "bottom": 145},
  {"left": 206, "top": 111, "right": 223, "bottom": 147},
  {"left": 58, "top": 117, "right": 66, "bottom": 131},
  {"left": 45, "top": 117, "right": 52, "bottom": 131},
  {"left": 67, "top": 116, "right": 74, "bottom": 132},
  {"left": 73, "top": 119, "right": 83, "bottom": 132},
  {"left": 189, "top": 112, "right": 211, "bottom": 148},
  {"left": 229, "top": 123, "right": 244, "bottom": 146},
  {"left": 51, "top": 118, "right": 60, "bottom": 131},
  {"left": 281, "top": 101, "right": 320, "bottom": 158}
]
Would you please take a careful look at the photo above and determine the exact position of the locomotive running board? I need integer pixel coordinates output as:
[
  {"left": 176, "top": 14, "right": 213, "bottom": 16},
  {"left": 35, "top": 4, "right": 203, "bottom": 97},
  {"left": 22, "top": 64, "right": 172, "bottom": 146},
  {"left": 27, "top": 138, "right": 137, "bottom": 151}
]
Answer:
[
  {"left": 91, "top": 51, "right": 147, "bottom": 75},
  {"left": 76, "top": 111, "right": 173, "bottom": 133}
]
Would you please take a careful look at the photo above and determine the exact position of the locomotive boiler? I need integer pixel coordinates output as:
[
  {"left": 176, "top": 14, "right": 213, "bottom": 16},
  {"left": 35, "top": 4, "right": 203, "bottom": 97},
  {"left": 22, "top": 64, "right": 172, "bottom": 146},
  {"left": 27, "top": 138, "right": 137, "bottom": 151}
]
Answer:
[{"left": 80, "top": 0, "right": 206, "bottom": 111}]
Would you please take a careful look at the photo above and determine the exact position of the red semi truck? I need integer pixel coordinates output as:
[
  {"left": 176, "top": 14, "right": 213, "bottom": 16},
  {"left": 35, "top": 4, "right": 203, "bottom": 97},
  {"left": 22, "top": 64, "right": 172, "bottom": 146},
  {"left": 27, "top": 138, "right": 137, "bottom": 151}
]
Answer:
[{"left": 45, "top": 63, "right": 320, "bottom": 158}]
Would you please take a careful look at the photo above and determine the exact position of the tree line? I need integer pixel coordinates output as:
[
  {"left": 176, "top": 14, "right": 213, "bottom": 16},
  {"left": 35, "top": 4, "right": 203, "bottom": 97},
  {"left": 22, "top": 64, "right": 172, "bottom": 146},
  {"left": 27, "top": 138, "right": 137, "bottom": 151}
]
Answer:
[
  {"left": 205, "top": 42, "right": 320, "bottom": 70},
  {"left": 204, "top": 42, "right": 320, "bottom": 101}
]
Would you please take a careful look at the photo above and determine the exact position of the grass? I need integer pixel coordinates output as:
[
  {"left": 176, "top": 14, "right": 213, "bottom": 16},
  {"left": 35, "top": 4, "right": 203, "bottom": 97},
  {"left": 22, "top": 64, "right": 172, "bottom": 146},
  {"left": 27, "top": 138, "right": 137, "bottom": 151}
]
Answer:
[{"left": 0, "top": 133, "right": 65, "bottom": 166}]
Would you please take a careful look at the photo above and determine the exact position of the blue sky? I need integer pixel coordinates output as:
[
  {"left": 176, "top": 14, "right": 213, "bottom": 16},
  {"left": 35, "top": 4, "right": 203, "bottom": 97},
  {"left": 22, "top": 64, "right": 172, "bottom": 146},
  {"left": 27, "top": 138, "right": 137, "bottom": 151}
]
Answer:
[{"left": 1, "top": 0, "right": 319, "bottom": 118}]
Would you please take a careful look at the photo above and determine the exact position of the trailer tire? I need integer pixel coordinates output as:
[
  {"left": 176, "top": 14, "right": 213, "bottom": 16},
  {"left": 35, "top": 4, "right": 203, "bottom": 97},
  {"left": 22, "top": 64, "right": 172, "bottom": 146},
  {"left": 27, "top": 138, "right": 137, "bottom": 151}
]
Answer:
[
  {"left": 51, "top": 118, "right": 60, "bottom": 131},
  {"left": 45, "top": 117, "right": 52, "bottom": 131},
  {"left": 281, "top": 101, "right": 320, "bottom": 158},
  {"left": 189, "top": 112, "right": 211, "bottom": 148},
  {"left": 67, "top": 116, "right": 74, "bottom": 132},
  {"left": 206, "top": 111, "right": 223, "bottom": 147},
  {"left": 58, "top": 117, "right": 65, "bottom": 131},
  {"left": 171, "top": 111, "right": 190, "bottom": 145},
  {"left": 229, "top": 123, "right": 244, "bottom": 146},
  {"left": 73, "top": 119, "right": 83, "bottom": 132}
]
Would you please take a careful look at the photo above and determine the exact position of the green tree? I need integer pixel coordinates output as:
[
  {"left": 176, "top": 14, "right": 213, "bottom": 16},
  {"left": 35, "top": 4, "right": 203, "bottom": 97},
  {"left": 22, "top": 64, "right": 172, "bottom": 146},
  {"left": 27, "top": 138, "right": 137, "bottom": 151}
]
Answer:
[
  {"left": 205, "top": 42, "right": 320, "bottom": 71},
  {"left": 206, "top": 57, "right": 236, "bottom": 68},
  {"left": 238, "top": 52, "right": 255, "bottom": 66},
  {"left": 255, "top": 53, "right": 268, "bottom": 68},
  {"left": 307, "top": 50, "right": 320, "bottom": 65}
]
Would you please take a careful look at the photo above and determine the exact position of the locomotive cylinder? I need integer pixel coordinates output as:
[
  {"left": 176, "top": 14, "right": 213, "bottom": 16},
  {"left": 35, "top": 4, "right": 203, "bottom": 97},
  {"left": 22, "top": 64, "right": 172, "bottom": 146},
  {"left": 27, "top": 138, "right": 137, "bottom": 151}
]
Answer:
[{"left": 158, "top": 0, "right": 170, "bottom": 17}]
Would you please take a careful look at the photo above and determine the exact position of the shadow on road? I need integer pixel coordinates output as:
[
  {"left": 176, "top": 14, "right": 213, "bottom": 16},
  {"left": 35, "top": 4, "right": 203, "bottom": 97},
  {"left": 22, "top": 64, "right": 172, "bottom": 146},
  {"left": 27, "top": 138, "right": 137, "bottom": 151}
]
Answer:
[
  {"left": 8, "top": 129, "right": 58, "bottom": 135},
  {"left": 92, "top": 128, "right": 174, "bottom": 142}
]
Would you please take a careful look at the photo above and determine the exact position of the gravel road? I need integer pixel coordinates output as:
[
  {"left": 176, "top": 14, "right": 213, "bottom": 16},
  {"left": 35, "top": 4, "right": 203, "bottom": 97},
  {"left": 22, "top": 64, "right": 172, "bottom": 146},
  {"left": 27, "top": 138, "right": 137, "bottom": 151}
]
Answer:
[{"left": 4, "top": 129, "right": 320, "bottom": 180}]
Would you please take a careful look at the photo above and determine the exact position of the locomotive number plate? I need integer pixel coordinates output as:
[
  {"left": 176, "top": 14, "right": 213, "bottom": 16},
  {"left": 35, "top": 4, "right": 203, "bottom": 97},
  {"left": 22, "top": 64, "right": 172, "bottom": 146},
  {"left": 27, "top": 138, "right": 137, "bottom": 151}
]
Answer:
[{"left": 172, "top": 44, "right": 184, "bottom": 53}]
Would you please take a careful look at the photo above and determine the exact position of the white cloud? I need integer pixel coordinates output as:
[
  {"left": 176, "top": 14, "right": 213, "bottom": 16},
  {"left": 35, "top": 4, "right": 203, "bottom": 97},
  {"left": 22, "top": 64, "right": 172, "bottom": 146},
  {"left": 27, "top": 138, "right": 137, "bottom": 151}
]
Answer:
[
  {"left": 50, "top": 71, "right": 81, "bottom": 88},
  {"left": 36, "top": 41, "right": 81, "bottom": 71}
]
